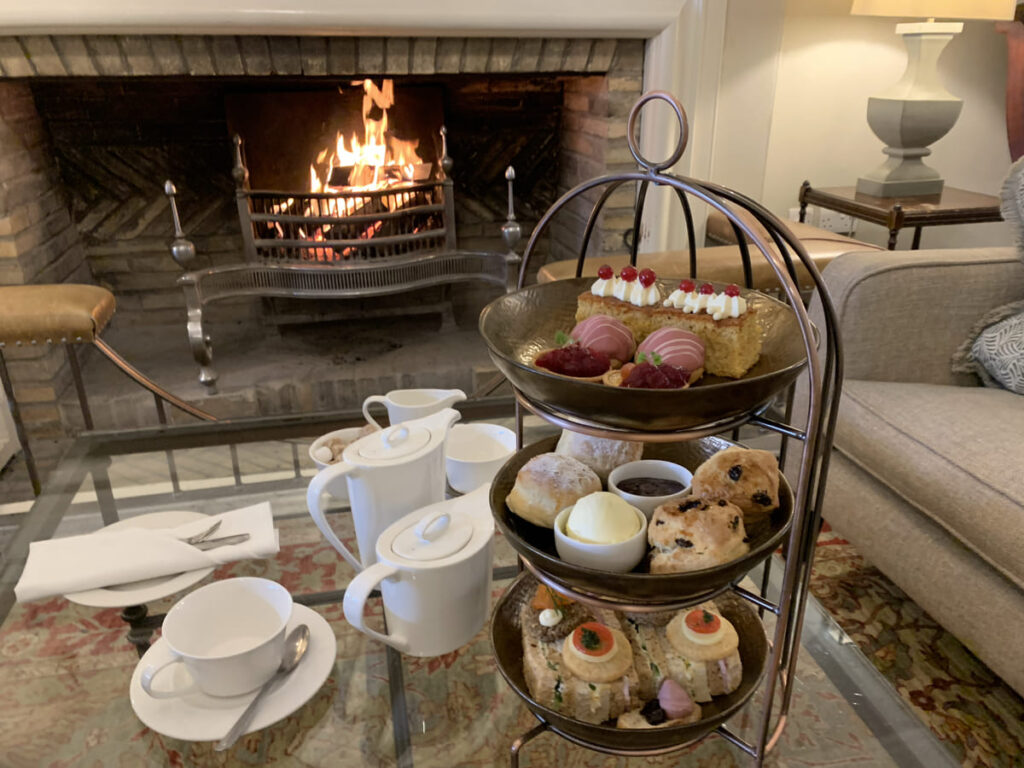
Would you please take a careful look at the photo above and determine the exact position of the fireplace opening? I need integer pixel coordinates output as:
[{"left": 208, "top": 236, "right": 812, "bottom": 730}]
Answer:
[
  {"left": 226, "top": 79, "right": 451, "bottom": 265},
  {"left": 29, "top": 74, "right": 582, "bottom": 329}
]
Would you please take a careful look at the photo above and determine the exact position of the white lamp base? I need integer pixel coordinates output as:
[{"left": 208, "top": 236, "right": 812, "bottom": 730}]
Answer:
[{"left": 857, "top": 21, "right": 964, "bottom": 198}]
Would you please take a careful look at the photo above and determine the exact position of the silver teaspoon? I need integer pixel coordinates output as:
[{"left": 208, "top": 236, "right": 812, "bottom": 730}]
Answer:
[{"left": 214, "top": 624, "right": 311, "bottom": 752}]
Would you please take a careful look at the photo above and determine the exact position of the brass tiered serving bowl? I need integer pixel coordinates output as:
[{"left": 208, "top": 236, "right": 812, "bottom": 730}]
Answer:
[
  {"left": 490, "top": 573, "right": 769, "bottom": 752},
  {"left": 479, "top": 278, "right": 815, "bottom": 432},
  {"left": 490, "top": 435, "right": 793, "bottom": 607}
]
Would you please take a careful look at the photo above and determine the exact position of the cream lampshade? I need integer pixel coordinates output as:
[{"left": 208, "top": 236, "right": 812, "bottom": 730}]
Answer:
[{"left": 850, "top": 0, "right": 1016, "bottom": 197}]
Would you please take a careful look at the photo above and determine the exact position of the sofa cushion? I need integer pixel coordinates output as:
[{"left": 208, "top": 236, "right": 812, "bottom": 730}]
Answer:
[
  {"left": 835, "top": 380, "right": 1024, "bottom": 589},
  {"left": 972, "top": 310, "right": 1024, "bottom": 394}
]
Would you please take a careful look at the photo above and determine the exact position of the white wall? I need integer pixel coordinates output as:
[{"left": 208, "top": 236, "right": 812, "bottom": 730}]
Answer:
[
  {"left": 709, "top": 0, "right": 786, "bottom": 199},
  {"left": 712, "top": 0, "right": 1014, "bottom": 249}
]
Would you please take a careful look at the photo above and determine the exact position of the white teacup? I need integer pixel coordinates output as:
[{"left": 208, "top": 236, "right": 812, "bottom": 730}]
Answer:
[
  {"left": 445, "top": 423, "right": 516, "bottom": 494},
  {"left": 362, "top": 388, "right": 466, "bottom": 429},
  {"left": 140, "top": 578, "right": 293, "bottom": 699}
]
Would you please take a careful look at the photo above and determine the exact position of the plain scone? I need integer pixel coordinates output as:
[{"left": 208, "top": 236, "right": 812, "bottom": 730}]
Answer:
[
  {"left": 506, "top": 452, "right": 601, "bottom": 528},
  {"left": 555, "top": 430, "right": 643, "bottom": 483}
]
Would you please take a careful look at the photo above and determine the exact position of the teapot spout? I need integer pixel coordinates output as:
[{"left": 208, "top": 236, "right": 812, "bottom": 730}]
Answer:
[
  {"left": 414, "top": 406, "right": 462, "bottom": 435},
  {"left": 437, "top": 388, "right": 467, "bottom": 408},
  {"left": 411, "top": 483, "right": 494, "bottom": 531},
  {"left": 454, "top": 483, "right": 493, "bottom": 526}
]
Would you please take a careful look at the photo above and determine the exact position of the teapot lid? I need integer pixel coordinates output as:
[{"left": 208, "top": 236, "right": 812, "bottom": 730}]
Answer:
[
  {"left": 391, "top": 510, "right": 474, "bottom": 561},
  {"left": 344, "top": 408, "right": 459, "bottom": 467},
  {"left": 353, "top": 425, "right": 431, "bottom": 463}
]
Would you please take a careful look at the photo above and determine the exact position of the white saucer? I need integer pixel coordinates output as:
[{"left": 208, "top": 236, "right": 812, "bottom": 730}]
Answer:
[
  {"left": 65, "top": 511, "right": 216, "bottom": 608},
  {"left": 129, "top": 603, "right": 336, "bottom": 741}
]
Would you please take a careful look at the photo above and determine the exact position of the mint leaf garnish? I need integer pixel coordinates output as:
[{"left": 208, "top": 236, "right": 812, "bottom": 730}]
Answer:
[
  {"left": 554, "top": 330, "right": 571, "bottom": 347},
  {"left": 651, "top": 352, "right": 663, "bottom": 366}
]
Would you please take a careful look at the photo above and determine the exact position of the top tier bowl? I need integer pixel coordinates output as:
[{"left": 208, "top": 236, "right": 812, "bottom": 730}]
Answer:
[{"left": 479, "top": 278, "right": 814, "bottom": 433}]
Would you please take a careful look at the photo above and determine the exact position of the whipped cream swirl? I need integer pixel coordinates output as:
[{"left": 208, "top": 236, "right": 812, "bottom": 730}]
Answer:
[
  {"left": 663, "top": 287, "right": 748, "bottom": 319},
  {"left": 604, "top": 278, "right": 661, "bottom": 306},
  {"left": 706, "top": 292, "right": 747, "bottom": 320},
  {"left": 590, "top": 277, "right": 617, "bottom": 298}
]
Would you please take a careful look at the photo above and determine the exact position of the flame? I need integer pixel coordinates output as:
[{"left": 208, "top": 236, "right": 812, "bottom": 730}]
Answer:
[
  {"left": 309, "top": 79, "right": 424, "bottom": 201},
  {"left": 266, "top": 79, "right": 428, "bottom": 262}
]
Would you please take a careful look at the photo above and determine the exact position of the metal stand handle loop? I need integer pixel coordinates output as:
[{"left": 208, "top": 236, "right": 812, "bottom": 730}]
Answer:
[{"left": 626, "top": 90, "right": 689, "bottom": 172}]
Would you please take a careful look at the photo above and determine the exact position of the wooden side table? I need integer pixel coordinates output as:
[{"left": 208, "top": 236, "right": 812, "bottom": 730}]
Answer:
[{"left": 798, "top": 181, "right": 1003, "bottom": 250}]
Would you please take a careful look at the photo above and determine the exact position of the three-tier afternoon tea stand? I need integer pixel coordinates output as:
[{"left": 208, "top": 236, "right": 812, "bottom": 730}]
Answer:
[{"left": 480, "top": 92, "right": 843, "bottom": 766}]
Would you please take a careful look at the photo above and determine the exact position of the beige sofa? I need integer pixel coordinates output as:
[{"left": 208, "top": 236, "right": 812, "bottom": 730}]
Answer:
[{"left": 801, "top": 247, "right": 1024, "bottom": 696}]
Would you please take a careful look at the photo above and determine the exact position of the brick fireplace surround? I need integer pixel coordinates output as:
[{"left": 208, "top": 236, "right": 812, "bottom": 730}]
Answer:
[{"left": 0, "top": 34, "right": 644, "bottom": 472}]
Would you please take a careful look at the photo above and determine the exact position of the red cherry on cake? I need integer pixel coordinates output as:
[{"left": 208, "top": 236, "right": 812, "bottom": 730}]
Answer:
[
  {"left": 597, "top": 264, "right": 614, "bottom": 280},
  {"left": 679, "top": 279, "right": 696, "bottom": 293},
  {"left": 620, "top": 266, "right": 638, "bottom": 282},
  {"left": 638, "top": 268, "right": 657, "bottom": 287},
  {"left": 724, "top": 284, "right": 741, "bottom": 297},
  {"left": 699, "top": 282, "right": 715, "bottom": 295}
]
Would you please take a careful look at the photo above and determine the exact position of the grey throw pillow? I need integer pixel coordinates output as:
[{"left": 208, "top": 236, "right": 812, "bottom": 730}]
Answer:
[{"left": 971, "top": 312, "right": 1024, "bottom": 395}]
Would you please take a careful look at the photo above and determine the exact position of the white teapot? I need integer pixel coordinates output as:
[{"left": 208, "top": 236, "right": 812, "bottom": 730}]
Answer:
[
  {"left": 306, "top": 408, "right": 461, "bottom": 571},
  {"left": 343, "top": 484, "right": 494, "bottom": 657}
]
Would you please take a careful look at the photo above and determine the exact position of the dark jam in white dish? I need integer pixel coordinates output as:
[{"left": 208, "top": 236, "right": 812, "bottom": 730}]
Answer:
[{"left": 616, "top": 477, "right": 686, "bottom": 497}]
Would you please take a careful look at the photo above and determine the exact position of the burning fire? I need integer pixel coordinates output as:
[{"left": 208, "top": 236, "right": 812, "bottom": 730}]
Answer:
[
  {"left": 310, "top": 79, "right": 426, "bottom": 209},
  {"left": 272, "top": 78, "right": 431, "bottom": 261}
]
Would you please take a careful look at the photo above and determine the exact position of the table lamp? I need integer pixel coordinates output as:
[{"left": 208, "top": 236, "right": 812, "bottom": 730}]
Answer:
[{"left": 850, "top": 0, "right": 1016, "bottom": 197}]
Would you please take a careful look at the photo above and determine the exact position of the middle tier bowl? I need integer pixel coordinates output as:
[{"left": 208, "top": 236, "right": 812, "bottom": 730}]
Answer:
[
  {"left": 491, "top": 435, "right": 793, "bottom": 607},
  {"left": 479, "top": 277, "right": 814, "bottom": 432}
]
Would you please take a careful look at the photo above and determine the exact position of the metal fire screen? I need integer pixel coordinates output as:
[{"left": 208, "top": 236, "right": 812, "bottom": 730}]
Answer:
[{"left": 167, "top": 131, "right": 520, "bottom": 392}]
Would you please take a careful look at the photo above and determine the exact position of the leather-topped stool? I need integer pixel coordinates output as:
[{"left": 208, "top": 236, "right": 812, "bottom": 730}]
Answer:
[{"left": 0, "top": 284, "right": 214, "bottom": 494}]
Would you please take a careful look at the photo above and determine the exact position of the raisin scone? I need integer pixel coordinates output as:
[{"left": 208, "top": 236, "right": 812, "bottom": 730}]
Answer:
[
  {"left": 691, "top": 446, "right": 780, "bottom": 524},
  {"left": 647, "top": 496, "right": 749, "bottom": 574}
]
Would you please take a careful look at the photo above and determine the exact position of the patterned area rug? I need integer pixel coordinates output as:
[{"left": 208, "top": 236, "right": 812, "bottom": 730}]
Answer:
[{"left": 810, "top": 526, "right": 1024, "bottom": 768}]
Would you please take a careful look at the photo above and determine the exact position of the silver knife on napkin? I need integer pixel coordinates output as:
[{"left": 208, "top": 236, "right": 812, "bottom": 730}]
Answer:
[{"left": 192, "top": 533, "right": 251, "bottom": 551}]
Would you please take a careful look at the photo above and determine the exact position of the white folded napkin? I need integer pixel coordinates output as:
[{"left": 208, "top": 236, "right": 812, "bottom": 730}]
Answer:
[{"left": 14, "top": 502, "right": 280, "bottom": 603}]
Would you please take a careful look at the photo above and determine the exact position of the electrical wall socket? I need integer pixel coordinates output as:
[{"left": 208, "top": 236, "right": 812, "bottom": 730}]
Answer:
[{"left": 815, "top": 208, "right": 856, "bottom": 235}]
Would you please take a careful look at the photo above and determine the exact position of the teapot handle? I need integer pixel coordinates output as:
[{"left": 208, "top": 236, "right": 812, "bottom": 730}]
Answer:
[
  {"left": 362, "top": 395, "right": 390, "bottom": 430},
  {"left": 306, "top": 461, "right": 363, "bottom": 572},
  {"left": 343, "top": 561, "right": 411, "bottom": 653}
]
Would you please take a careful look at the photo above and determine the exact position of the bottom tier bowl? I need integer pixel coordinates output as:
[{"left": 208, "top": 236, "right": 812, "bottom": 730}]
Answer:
[{"left": 491, "top": 573, "right": 769, "bottom": 752}]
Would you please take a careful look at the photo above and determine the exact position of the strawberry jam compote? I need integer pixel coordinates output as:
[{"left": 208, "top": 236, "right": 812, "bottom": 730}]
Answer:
[{"left": 535, "top": 344, "right": 610, "bottom": 378}]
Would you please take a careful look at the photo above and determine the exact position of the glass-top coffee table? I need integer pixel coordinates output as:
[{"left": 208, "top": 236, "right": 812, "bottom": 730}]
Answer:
[{"left": 0, "top": 401, "right": 956, "bottom": 767}]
